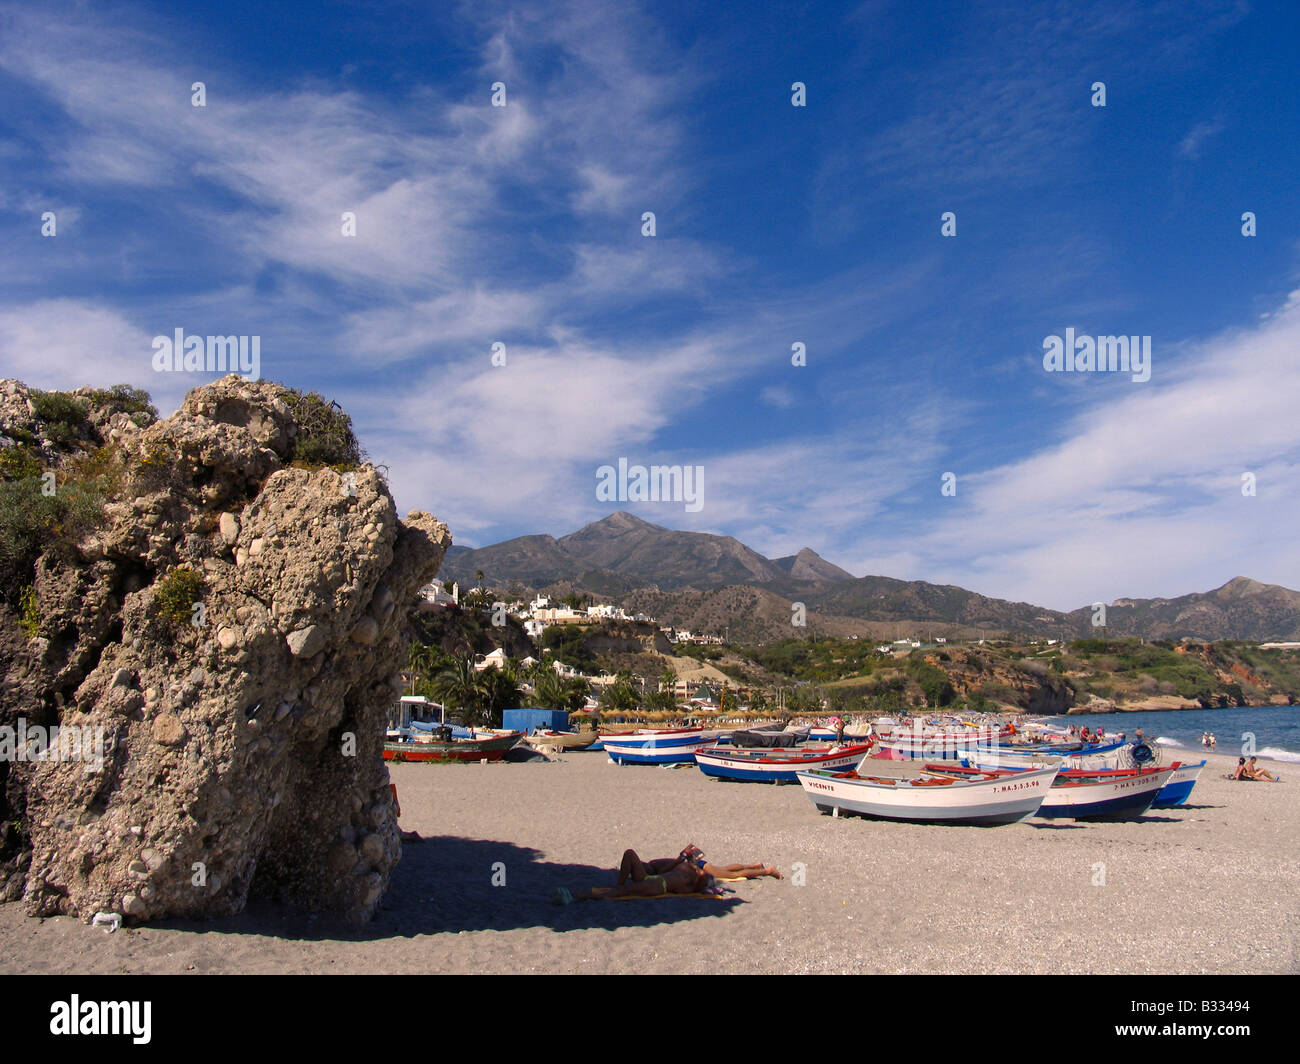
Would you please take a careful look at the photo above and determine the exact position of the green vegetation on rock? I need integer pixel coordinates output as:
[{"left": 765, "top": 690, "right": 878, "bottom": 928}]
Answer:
[
  {"left": 17, "top": 584, "right": 39, "bottom": 638},
  {"left": 153, "top": 566, "right": 206, "bottom": 634},
  {"left": 279, "top": 388, "right": 364, "bottom": 469},
  {"left": 29, "top": 390, "right": 89, "bottom": 447}
]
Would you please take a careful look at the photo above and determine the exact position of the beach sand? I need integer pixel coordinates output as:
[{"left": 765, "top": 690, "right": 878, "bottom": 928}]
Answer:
[{"left": 1, "top": 748, "right": 1295, "bottom": 974}]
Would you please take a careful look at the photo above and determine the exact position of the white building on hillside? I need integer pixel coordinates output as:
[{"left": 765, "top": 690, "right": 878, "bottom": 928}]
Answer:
[
  {"left": 420, "top": 581, "right": 459, "bottom": 607},
  {"left": 474, "top": 648, "right": 509, "bottom": 672}
]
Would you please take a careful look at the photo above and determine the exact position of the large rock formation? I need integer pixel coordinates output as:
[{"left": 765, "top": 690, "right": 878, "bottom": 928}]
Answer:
[{"left": 0, "top": 376, "right": 449, "bottom": 922}]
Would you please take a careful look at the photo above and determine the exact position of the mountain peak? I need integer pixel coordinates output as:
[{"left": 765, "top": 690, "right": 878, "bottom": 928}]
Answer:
[
  {"left": 774, "top": 547, "right": 855, "bottom": 583},
  {"left": 578, "top": 511, "right": 665, "bottom": 534}
]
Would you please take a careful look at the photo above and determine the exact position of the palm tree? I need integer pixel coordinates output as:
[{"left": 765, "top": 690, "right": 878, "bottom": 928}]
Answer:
[
  {"left": 407, "top": 641, "right": 451, "bottom": 698},
  {"left": 533, "top": 669, "right": 570, "bottom": 710},
  {"left": 431, "top": 653, "right": 481, "bottom": 722},
  {"left": 564, "top": 676, "right": 591, "bottom": 712},
  {"left": 599, "top": 679, "right": 639, "bottom": 714},
  {"left": 477, "top": 662, "right": 522, "bottom": 727}
]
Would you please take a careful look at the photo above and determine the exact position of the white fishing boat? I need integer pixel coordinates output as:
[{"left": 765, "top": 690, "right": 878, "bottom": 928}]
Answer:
[
  {"left": 601, "top": 726, "right": 721, "bottom": 765},
  {"left": 795, "top": 764, "right": 1059, "bottom": 825},
  {"left": 1037, "top": 765, "right": 1175, "bottom": 819},
  {"left": 931, "top": 763, "right": 1175, "bottom": 820},
  {"left": 695, "top": 742, "right": 873, "bottom": 783},
  {"left": 964, "top": 740, "right": 1142, "bottom": 772}
]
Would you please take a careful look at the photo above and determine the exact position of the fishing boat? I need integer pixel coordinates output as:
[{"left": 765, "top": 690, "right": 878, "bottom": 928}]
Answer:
[
  {"left": 695, "top": 742, "right": 873, "bottom": 783},
  {"left": 872, "top": 718, "right": 1014, "bottom": 743},
  {"left": 729, "top": 727, "right": 810, "bottom": 748},
  {"left": 383, "top": 695, "right": 522, "bottom": 763},
  {"left": 521, "top": 727, "right": 599, "bottom": 752},
  {"left": 384, "top": 729, "right": 522, "bottom": 762},
  {"left": 869, "top": 719, "right": 1017, "bottom": 760},
  {"left": 927, "top": 762, "right": 1175, "bottom": 820},
  {"left": 1151, "top": 760, "right": 1206, "bottom": 807},
  {"left": 601, "top": 726, "right": 721, "bottom": 765},
  {"left": 1038, "top": 765, "right": 1176, "bottom": 819},
  {"left": 962, "top": 739, "right": 1136, "bottom": 771},
  {"left": 795, "top": 764, "right": 1059, "bottom": 825}
]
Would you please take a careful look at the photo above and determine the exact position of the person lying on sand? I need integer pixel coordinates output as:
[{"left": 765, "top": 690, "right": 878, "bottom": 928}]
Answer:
[
  {"left": 1246, "top": 757, "right": 1280, "bottom": 782},
  {"left": 571, "top": 848, "right": 717, "bottom": 899},
  {"left": 681, "top": 844, "right": 782, "bottom": 881}
]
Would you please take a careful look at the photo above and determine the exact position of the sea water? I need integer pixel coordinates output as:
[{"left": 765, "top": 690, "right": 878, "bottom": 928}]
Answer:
[{"left": 1045, "top": 704, "right": 1300, "bottom": 763}]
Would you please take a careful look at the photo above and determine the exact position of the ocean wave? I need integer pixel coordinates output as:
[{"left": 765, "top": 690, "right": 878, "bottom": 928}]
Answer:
[
  {"left": 1154, "top": 736, "right": 1191, "bottom": 748},
  {"left": 1256, "top": 746, "right": 1300, "bottom": 764}
]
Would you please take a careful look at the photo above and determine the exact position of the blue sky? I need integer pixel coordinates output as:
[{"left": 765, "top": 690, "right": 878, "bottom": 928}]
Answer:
[{"left": 3, "top": 0, "right": 1299, "bottom": 609}]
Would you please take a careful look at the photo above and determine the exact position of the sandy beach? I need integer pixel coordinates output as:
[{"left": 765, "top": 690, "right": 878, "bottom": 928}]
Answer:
[{"left": 1, "top": 747, "right": 1295, "bottom": 975}]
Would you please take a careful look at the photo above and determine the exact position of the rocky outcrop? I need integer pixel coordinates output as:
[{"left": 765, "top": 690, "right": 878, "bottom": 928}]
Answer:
[{"left": 0, "top": 375, "right": 449, "bottom": 923}]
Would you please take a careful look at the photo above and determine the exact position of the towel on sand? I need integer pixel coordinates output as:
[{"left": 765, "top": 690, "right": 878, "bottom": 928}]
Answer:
[{"left": 589, "top": 886, "right": 728, "bottom": 901}]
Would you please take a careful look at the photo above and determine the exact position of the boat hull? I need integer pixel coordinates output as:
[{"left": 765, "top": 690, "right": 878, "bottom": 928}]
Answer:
[
  {"left": 1036, "top": 767, "right": 1174, "bottom": 820},
  {"left": 1151, "top": 760, "right": 1205, "bottom": 807},
  {"left": 522, "top": 730, "right": 599, "bottom": 751},
  {"left": 602, "top": 728, "right": 720, "bottom": 765},
  {"left": 695, "top": 744, "right": 872, "bottom": 783},
  {"left": 384, "top": 730, "right": 522, "bottom": 763},
  {"left": 796, "top": 765, "right": 1058, "bottom": 825}
]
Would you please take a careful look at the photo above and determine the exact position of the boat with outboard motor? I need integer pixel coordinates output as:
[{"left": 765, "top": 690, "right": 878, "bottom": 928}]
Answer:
[{"left": 383, "top": 695, "right": 523, "bottom": 762}]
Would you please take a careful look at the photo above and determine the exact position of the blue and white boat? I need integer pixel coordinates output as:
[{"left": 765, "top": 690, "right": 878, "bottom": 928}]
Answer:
[
  {"left": 928, "top": 763, "right": 1175, "bottom": 820},
  {"left": 1037, "top": 765, "right": 1175, "bottom": 820},
  {"left": 695, "top": 742, "right": 873, "bottom": 783},
  {"left": 601, "top": 727, "right": 720, "bottom": 765},
  {"left": 1152, "top": 760, "right": 1206, "bottom": 807}
]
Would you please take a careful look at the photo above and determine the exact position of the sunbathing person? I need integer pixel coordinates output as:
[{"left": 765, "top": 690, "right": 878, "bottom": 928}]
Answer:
[
  {"left": 1227, "top": 757, "right": 1251, "bottom": 780},
  {"left": 584, "top": 848, "right": 715, "bottom": 898},
  {"left": 681, "top": 844, "right": 782, "bottom": 880},
  {"left": 1246, "top": 757, "right": 1280, "bottom": 782}
]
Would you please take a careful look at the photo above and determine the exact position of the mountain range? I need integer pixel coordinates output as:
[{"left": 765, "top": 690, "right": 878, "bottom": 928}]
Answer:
[{"left": 439, "top": 513, "right": 1300, "bottom": 643}]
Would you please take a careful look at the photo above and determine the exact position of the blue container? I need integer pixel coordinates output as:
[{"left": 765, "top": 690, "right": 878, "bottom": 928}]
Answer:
[{"left": 502, "top": 708, "right": 570, "bottom": 733}]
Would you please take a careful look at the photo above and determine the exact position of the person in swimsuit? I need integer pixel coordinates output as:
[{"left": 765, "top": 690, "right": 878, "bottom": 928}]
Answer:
[
  {"left": 680, "top": 844, "right": 781, "bottom": 880},
  {"left": 1228, "top": 757, "right": 1251, "bottom": 780},
  {"left": 583, "top": 848, "right": 715, "bottom": 898},
  {"left": 1246, "top": 757, "right": 1279, "bottom": 782}
]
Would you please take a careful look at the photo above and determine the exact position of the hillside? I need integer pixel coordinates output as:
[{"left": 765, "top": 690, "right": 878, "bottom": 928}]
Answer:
[
  {"left": 700, "top": 637, "right": 1300, "bottom": 717},
  {"left": 442, "top": 514, "right": 1300, "bottom": 644}
]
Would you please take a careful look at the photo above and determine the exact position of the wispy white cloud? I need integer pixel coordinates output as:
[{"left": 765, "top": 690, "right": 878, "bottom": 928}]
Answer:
[
  {"left": 842, "top": 291, "right": 1300, "bottom": 609},
  {"left": 1178, "top": 117, "right": 1226, "bottom": 159},
  {"left": 0, "top": 299, "right": 189, "bottom": 411}
]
